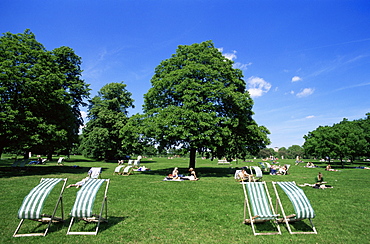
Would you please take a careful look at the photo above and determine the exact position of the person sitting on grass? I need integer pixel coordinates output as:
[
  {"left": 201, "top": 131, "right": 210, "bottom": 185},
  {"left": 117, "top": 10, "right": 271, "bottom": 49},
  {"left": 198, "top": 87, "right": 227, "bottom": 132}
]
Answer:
[
  {"left": 326, "top": 164, "right": 338, "bottom": 171},
  {"left": 172, "top": 167, "right": 179, "bottom": 180},
  {"left": 316, "top": 172, "right": 324, "bottom": 184},
  {"left": 306, "top": 162, "right": 316, "bottom": 167},
  {"left": 188, "top": 167, "right": 198, "bottom": 180}
]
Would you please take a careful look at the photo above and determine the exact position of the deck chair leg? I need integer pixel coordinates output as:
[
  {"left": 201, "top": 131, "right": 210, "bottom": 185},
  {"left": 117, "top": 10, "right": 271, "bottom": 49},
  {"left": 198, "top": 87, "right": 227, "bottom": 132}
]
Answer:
[
  {"left": 67, "top": 217, "right": 75, "bottom": 234},
  {"left": 13, "top": 219, "right": 24, "bottom": 237},
  {"left": 309, "top": 219, "right": 318, "bottom": 234}
]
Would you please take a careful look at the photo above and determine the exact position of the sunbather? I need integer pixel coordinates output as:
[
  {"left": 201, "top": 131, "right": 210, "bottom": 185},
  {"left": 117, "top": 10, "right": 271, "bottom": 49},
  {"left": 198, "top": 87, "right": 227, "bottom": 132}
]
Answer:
[
  {"left": 316, "top": 172, "right": 324, "bottom": 183},
  {"left": 305, "top": 162, "right": 316, "bottom": 167},
  {"left": 325, "top": 164, "right": 338, "bottom": 171},
  {"left": 185, "top": 167, "right": 199, "bottom": 180},
  {"left": 299, "top": 183, "right": 333, "bottom": 189},
  {"left": 238, "top": 169, "right": 251, "bottom": 181},
  {"left": 172, "top": 167, "right": 179, "bottom": 179},
  {"left": 66, "top": 177, "right": 89, "bottom": 188}
]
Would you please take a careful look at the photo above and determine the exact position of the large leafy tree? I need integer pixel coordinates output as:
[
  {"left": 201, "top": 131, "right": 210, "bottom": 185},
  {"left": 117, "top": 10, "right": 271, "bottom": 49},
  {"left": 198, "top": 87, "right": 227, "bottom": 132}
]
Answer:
[
  {"left": 142, "top": 40, "right": 270, "bottom": 168},
  {"left": 303, "top": 125, "right": 337, "bottom": 162},
  {"left": 0, "top": 30, "right": 89, "bottom": 158},
  {"left": 80, "top": 82, "right": 134, "bottom": 160}
]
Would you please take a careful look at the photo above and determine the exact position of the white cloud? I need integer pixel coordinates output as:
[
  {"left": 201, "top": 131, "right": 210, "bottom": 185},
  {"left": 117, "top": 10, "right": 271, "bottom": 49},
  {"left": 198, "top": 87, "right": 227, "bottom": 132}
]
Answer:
[
  {"left": 246, "top": 76, "right": 272, "bottom": 98},
  {"left": 233, "top": 62, "right": 252, "bottom": 70},
  {"left": 223, "top": 50, "right": 237, "bottom": 61},
  {"left": 305, "top": 115, "right": 315, "bottom": 119},
  {"left": 296, "top": 88, "right": 315, "bottom": 98},
  {"left": 291, "top": 76, "right": 302, "bottom": 82},
  {"left": 218, "top": 47, "right": 251, "bottom": 70}
]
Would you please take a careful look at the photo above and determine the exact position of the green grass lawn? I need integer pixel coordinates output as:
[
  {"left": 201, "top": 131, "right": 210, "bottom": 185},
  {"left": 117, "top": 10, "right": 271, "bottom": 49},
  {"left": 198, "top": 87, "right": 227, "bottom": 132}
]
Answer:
[{"left": 0, "top": 155, "right": 369, "bottom": 243}]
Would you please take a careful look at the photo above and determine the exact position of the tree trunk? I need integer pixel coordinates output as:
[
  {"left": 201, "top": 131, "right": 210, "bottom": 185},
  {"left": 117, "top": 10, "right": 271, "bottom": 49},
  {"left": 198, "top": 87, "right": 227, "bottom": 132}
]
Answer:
[
  {"left": 189, "top": 147, "right": 196, "bottom": 169},
  {"left": 47, "top": 152, "right": 53, "bottom": 161}
]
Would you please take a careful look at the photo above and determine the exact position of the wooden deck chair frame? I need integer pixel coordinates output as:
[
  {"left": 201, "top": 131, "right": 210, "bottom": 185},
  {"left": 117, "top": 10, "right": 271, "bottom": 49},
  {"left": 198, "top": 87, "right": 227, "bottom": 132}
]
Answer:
[
  {"left": 13, "top": 178, "right": 67, "bottom": 237},
  {"left": 67, "top": 179, "right": 110, "bottom": 235},
  {"left": 272, "top": 181, "right": 317, "bottom": 234},
  {"left": 242, "top": 181, "right": 281, "bottom": 235},
  {"left": 249, "top": 166, "right": 263, "bottom": 182}
]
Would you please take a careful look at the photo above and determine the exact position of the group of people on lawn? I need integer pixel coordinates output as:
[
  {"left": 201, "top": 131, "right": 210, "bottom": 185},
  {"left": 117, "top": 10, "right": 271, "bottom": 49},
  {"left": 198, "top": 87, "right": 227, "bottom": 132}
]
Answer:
[{"left": 168, "top": 167, "right": 199, "bottom": 181}]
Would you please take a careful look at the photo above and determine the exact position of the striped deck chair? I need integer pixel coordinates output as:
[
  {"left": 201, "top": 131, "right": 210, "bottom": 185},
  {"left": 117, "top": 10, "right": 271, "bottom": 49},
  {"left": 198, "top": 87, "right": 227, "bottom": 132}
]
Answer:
[
  {"left": 67, "top": 178, "right": 110, "bottom": 235},
  {"left": 249, "top": 166, "right": 263, "bottom": 182},
  {"left": 242, "top": 182, "right": 281, "bottom": 235},
  {"left": 113, "top": 165, "right": 125, "bottom": 175},
  {"left": 259, "top": 162, "right": 267, "bottom": 172},
  {"left": 88, "top": 167, "right": 102, "bottom": 178},
  {"left": 122, "top": 165, "right": 133, "bottom": 176},
  {"left": 133, "top": 159, "right": 140, "bottom": 168},
  {"left": 13, "top": 178, "right": 67, "bottom": 237},
  {"left": 272, "top": 181, "right": 317, "bottom": 234}
]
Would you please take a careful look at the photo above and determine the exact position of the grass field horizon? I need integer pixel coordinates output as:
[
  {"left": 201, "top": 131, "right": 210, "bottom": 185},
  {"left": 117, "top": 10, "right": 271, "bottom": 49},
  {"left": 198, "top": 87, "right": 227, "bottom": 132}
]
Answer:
[{"left": 1, "top": 155, "right": 369, "bottom": 243}]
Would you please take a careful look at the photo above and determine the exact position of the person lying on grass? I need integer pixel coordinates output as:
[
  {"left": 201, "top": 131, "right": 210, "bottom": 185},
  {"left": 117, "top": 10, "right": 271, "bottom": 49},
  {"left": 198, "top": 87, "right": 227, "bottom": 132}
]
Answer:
[
  {"left": 66, "top": 177, "right": 89, "bottom": 188},
  {"left": 299, "top": 183, "right": 333, "bottom": 189}
]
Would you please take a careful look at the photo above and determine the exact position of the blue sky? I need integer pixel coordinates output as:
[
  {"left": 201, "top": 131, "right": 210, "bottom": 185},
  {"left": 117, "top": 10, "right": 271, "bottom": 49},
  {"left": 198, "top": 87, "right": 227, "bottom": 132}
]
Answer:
[{"left": 1, "top": 0, "right": 370, "bottom": 148}]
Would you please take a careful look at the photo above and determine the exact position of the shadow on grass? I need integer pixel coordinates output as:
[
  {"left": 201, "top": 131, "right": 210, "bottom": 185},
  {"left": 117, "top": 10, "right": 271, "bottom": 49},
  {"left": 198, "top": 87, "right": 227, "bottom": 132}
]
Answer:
[
  {"left": 244, "top": 221, "right": 280, "bottom": 234},
  {"left": 13, "top": 219, "right": 66, "bottom": 236},
  {"left": 287, "top": 220, "right": 316, "bottom": 232},
  {"left": 141, "top": 166, "right": 236, "bottom": 178},
  {"left": 61, "top": 216, "right": 127, "bottom": 234},
  {"left": 0, "top": 165, "right": 110, "bottom": 178}
]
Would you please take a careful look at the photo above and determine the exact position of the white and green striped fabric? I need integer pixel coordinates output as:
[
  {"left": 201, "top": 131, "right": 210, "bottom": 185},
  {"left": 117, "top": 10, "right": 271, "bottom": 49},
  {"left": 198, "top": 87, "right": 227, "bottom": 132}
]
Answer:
[
  {"left": 276, "top": 182, "right": 315, "bottom": 219},
  {"left": 18, "top": 178, "right": 64, "bottom": 219},
  {"left": 245, "top": 182, "right": 278, "bottom": 219},
  {"left": 70, "top": 179, "right": 106, "bottom": 218},
  {"left": 251, "top": 166, "right": 263, "bottom": 178}
]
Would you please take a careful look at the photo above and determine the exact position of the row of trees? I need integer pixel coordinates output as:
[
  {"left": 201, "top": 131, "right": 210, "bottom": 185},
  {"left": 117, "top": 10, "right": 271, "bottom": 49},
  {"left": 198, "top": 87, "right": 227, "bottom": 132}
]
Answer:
[
  {"left": 258, "top": 145, "right": 304, "bottom": 159},
  {"left": 0, "top": 30, "right": 90, "bottom": 160},
  {"left": 1, "top": 31, "right": 271, "bottom": 168},
  {"left": 3, "top": 30, "right": 369, "bottom": 168},
  {"left": 303, "top": 114, "right": 370, "bottom": 166}
]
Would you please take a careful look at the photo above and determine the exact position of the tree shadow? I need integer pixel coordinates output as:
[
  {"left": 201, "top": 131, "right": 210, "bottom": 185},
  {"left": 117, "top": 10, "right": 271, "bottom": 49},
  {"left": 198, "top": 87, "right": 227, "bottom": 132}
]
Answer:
[
  {"left": 141, "top": 166, "right": 235, "bottom": 178},
  {"left": 0, "top": 165, "right": 110, "bottom": 178}
]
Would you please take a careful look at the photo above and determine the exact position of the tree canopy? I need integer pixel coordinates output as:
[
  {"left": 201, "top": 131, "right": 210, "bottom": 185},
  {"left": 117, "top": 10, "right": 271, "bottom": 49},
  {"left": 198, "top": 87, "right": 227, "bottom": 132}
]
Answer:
[
  {"left": 141, "top": 40, "right": 270, "bottom": 168},
  {"left": 80, "top": 82, "right": 134, "bottom": 160},
  {"left": 0, "top": 30, "right": 90, "bottom": 158},
  {"left": 303, "top": 113, "right": 370, "bottom": 165}
]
